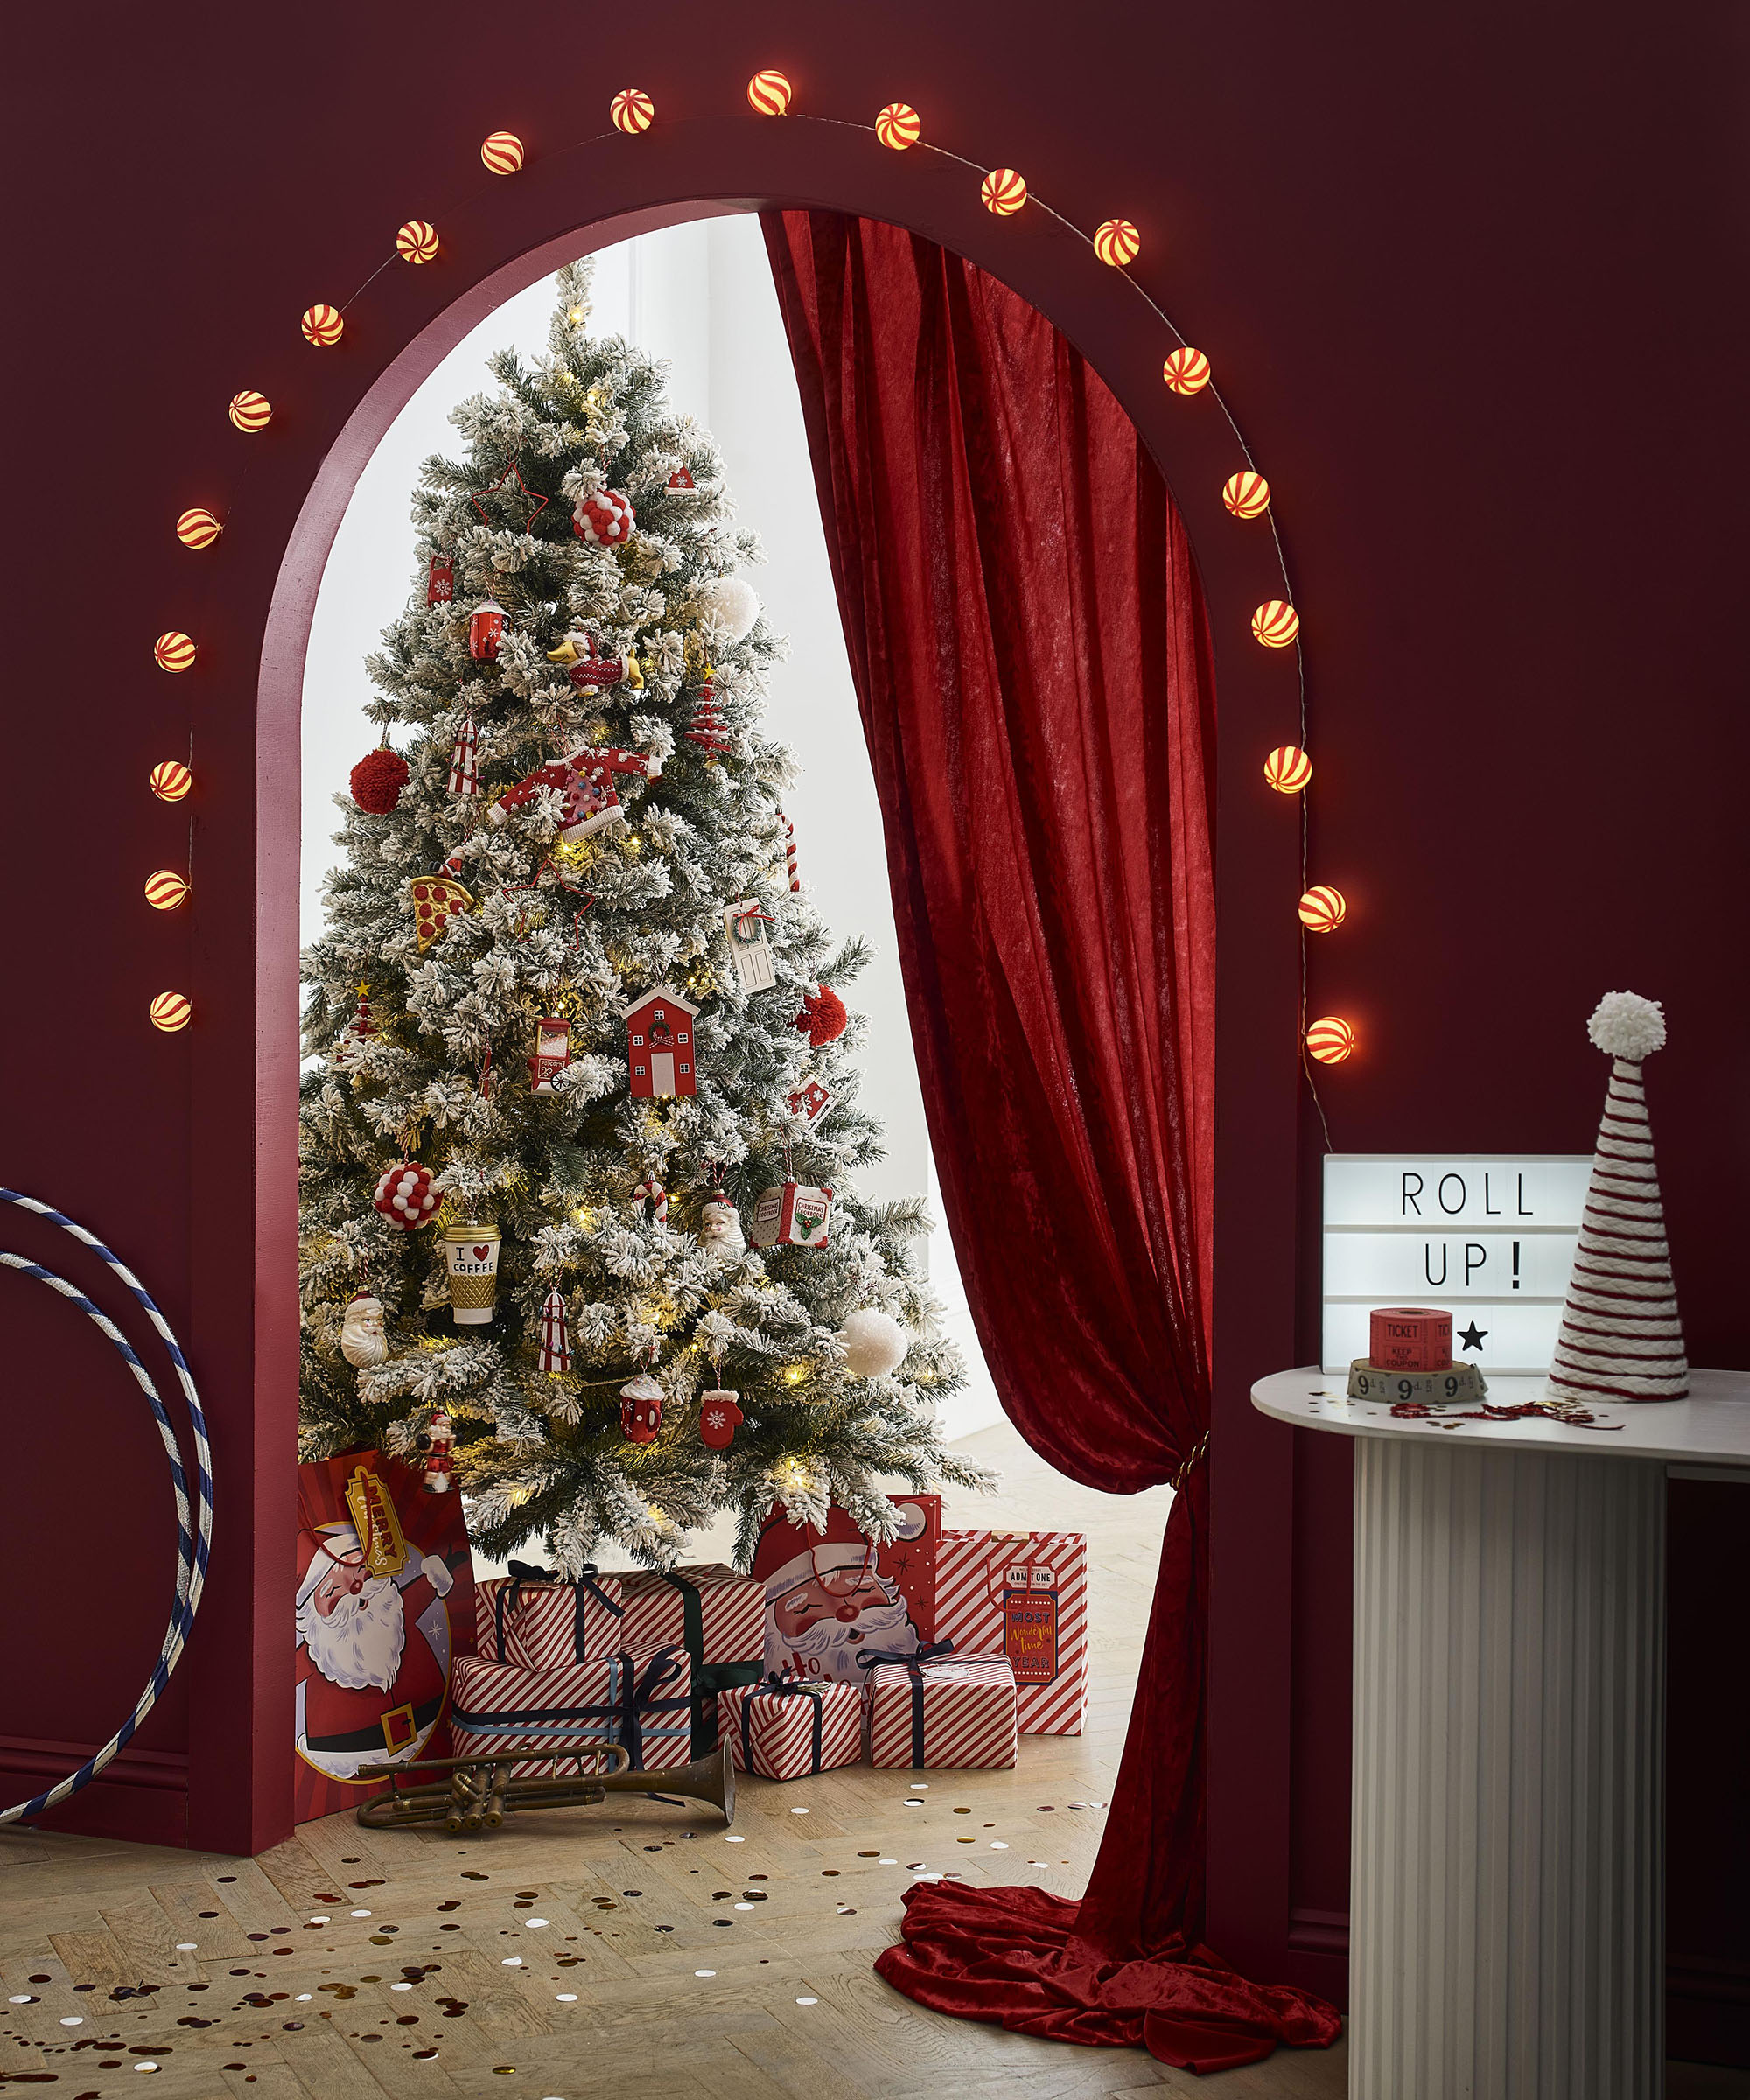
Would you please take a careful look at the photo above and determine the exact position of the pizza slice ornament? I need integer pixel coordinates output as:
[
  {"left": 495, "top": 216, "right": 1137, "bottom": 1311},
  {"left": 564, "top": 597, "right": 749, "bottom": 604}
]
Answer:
[{"left": 409, "top": 872, "right": 476, "bottom": 949}]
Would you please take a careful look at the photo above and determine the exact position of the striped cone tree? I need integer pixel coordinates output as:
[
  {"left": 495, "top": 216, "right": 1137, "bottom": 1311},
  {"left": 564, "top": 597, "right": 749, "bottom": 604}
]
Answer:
[{"left": 1546, "top": 990, "right": 1688, "bottom": 1404}]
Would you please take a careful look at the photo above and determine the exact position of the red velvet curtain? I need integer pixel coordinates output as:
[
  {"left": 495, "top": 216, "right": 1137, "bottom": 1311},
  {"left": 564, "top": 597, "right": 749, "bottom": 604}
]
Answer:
[{"left": 763, "top": 211, "right": 1338, "bottom": 2072}]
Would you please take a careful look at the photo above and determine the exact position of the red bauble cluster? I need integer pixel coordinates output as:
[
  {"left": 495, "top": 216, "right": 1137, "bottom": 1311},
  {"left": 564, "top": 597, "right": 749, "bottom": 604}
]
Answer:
[
  {"left": 572, "top": 488, "right": 636, "bottom": 546},
  {"left": 374, "top": 1160, "right": 440, "bottom": 1228},
  {"left": 794, "top": 984, "right": 847, "bottom": 1048},
  {"left": 350, "top": 746, "right": 410, "bottom": 814}
]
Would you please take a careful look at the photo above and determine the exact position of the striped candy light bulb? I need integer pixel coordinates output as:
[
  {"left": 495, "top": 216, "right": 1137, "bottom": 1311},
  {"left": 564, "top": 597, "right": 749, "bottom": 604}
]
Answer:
[
  {"left": 175, "top": 507, "right": 222, "bottom": 549},
  {"left": 612, "top": 88, "right": 654, "bottom": 133},
  {"left": 396, "top": 220, "right": 439, "bottom": 262},
  {"left": 144, "top": 870, "right": 190, "bottom": 912},
  {"left": 981, "top": 168, "right": 1027, "bottom": 214},
  {"left": 154, "top": 631, "right": 196, "bottom": 673},
  {"left": 1298, "top": 886, "right": 1347, "bottom": 933},
  {"left": 1306, "top": 1016, "right": 1355, "bottom": 1064},
  {"left": 301, "top": 304, "right": 344, "bottom": 347},
  {"left": 876, "top": 102, "right": 921, "bottom": 149},
  {"left": 480, "top": 131, "right": 524, "bottom": 172},
  {"left": 1162, "top": 346, "right": 1211, "bottom": 396},
  {"left": 228, "top": 390, "right": 271, "bottom": 432},
  {"left": 747, "top": 69, "right": 792, "bottom": 114},
  {"left": 150, "top": 760, "right": 192, "bottom": 802},
  {"left": 1252, "top": 599, "right": 1300, "bottom": 648},
  {"left": 1264, "top": 746, "right": 1312, "bottom": 793},
  {"left": 1222, "top": 472, "right": 1270, "bottom": 519},
  {"left": 1093, "top": 219, "right": 1140, "bottom": 267}
]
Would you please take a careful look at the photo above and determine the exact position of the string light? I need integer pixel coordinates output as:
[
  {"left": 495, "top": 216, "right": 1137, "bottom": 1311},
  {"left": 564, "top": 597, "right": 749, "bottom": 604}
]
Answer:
[
  {"left": 1093, "top": 219, "right": 1140, "bottom": 267},
  {"left": 876, "top": 102, "right": 921, "bottom": 148},
  {"left": 1264, "top": 746, "right": 1312, "bottom": 793},
  {"left": 480, "top": 131, "right": 524, "bottom": 173},
  {"left": 1306, "top": 1017, "right": 1356, "bottom": 1065},
  {"left": 612, "top": 88, "right": 655, "bottom": 133},
  {"left": 396, "top": 220, "right": 439, "bottom": 263},
  {"left": 228, "top": 389, "right": 270, "bottom": 431},
  {"left": 144, "top": 871, "right": 190, "bottom": 911},
  {"left": 1222, "top": 472, "right": 1270, "bottom": 518},
  {"left": 301, "top": 304, "right": 344, "bottom": 347},
  {"left": 175, "top": 507, "right": 222, "bottom": 548},
  {"left": 154, "top": 631, "right": 196, "bottom": 672},
  {"left": 1162, "top": 347, "right": 1211, "bottom": 395},
  {"left": 149, "top": 993, "right": 192, "bottom": 1033},
  {"left": 1298, "top": 886, "right": 1346, "bottom": 933},
  {"left": 1251, "top": 599, "right": 1299, "bottom": 648},
  {"left": 747, "top": 70, "right": 792, "bottom": 115},
  {"left": 149, "top": 761, "right": 192, "bottom": 802},
  {"left": 981, "top": 168, "right": 1027, "bottom": 215}
]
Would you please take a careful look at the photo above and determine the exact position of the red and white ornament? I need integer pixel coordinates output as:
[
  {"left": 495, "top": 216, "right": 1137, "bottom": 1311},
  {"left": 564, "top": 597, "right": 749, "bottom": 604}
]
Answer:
[
  {"left": 633, "top": 1178, "right": 668, "bottom": 1226},
  {"left": 724, "top": 899, "right": 775, "bottom": 992},
  {"left": 447, "top": 714, "right": 479, "bottom": 797},
  {"left": 623, "top": 988, "right": 699, "bottom": 1099},
  {"left": 374, "top": 1160, "right": 440, "bottom": 1229},
  {"left": 538, "top": 1289, "right": 571, "bottom": 1376},
  {"left": 528, "top": 1015, "right": 571, "bottom": 1094},
  {"left": 427, "top": 554, "right": 454, "bottom": 606},
  {"left": 785, "top": 1078, "right": 832, "bottom": 1125},
  {"left": 750, "top": 1183, "right": 833, "bottom": 1250},
  {"left": 468, "top": 598, "right": 508, "bottom": 661},
  {"left": 699, "top": 1193, "right": 746, "bottom": 1253},
  {"left": 699, "top": 1390, "right": 743, "bottom": 1451},
  {"left": 620, "top": 1371, "right": 664, "bottom": 1443},
  {"left": 668, "top": 466, "right": 696, "bottom": 490},
  {"left": 687, "top": 681, "right": 732, "bottom": 757},
  {"left": 490, "top": 743, "right": 660, "bottom": 843},
  {"left": 779, "top": 808, "right": 800, "bottom": 892},
  {"left": 571, "top": 488, "right": 636, "bottom": 547},
  {"left": 423, "top": 1409, "right": 456, "bottom": 1493}
]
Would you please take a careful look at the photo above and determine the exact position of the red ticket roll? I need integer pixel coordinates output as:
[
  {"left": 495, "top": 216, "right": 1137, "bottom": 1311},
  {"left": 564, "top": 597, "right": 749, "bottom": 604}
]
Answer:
[{"left": 1369, "top": 1306, "right": 1453, "bottom": 1371}]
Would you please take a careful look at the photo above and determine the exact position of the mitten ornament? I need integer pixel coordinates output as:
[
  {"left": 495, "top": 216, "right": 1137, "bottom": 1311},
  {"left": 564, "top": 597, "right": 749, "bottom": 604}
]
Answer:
[
  {"left": 423, "top": 1409, "right": 455, "bottom": 1492},
  {"left": 785, "top": 1078, "right": 832, "bottom": 1125},
  {"left": 620, "top": 1371, "right": 664, "bottom": 1443},
  {"left": 572, "top": 488, "right": 635, "bottom": 546},
  {"left": 699, "top": 1390, "right": 743, "bottom": 1451},
  {"left": 339, "top": 1290, "right": 389, "bottom": 1367},
  {"left": 668, "top": 466, "right": 696, "bottom": 490},
  {"left": 374, "top": 1161, "right": 440, "bottom": 1229},
  {"left": 795, "top": 984, "right": 847, "bottom": 1047},
  {"left": 350, "top": 742, "right": 410, "bottom": 814},
  {"left": 468, "top": 597, "right": 508, "bottom": 661},
  {"left": 538, "top": 1289, "right": 571, "bottom": 1375}
]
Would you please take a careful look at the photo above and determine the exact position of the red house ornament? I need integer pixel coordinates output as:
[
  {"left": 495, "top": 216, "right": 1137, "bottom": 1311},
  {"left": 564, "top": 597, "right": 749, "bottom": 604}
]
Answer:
[
  {"left": 623, "top": 987, "right": 699, "bottom": 1099},
  {"left": 750, "top": 1182, "right": 833, "bottom": 1249}
]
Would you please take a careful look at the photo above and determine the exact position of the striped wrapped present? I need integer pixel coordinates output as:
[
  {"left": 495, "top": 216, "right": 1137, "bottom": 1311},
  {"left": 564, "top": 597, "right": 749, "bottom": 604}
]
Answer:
[
  {"left": 473, "top": 1560, "right": 626, "bottom": 1668},
  {"left": 861, "top": 1643, "right": 1018, "bottom": 1770},
  {"left": 934, "top": 1530, "right": 1088, "bottom": 1736},
  {"left": 450, "top": 1644, "right": 692, "bottom": 1775},
  {"left": 719, "top": 1674, "right": 864, "bottom": 1781},
  {"left": 619, "top": 1563, "right": 764, "bottom": 1669}
]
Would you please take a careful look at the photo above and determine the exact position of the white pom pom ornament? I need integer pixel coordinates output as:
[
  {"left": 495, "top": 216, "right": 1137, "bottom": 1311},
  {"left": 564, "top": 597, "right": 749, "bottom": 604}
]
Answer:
[
  {"left": 1586, "top": 989, "right": 1667, "bottom": 1061},
  {"left": 839, "top": 1307, "right": 910, "bottom": 1379},
  {"left": 696, "top": 575, "right": 760, "bottom": 644}
]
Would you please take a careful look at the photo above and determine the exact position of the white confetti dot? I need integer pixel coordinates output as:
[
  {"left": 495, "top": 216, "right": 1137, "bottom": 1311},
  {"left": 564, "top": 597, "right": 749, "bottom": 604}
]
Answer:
[
  {"left": 351, "top": 1908, "right": 372, "bottom": 1918},
  {"left": 526, "top": 1917, "right": 549, "bottom": 1928},
  {"left": 724, "top": 1834, "right": 744, "bottom": 1843},
  {"left": 502, "top": 1956, "right": 524, "bottom": 1966},
  {"left": 309, "top": 1915, "right": 330, "bottom": 1925},
  {"left": 60, "top": 2016, "right": 84, "bottom": 2026},
  {"left": 392, "top": 1981, "right": 414, "bottom": 1991},
  {"left": 296, "top": 1993, "right": 312, "bottom": 2002},
  {"left": 695, "top": 1969, "right": 716, "bottom": 1978},
  {"left": 556, "top": 1992, "right": 578, "bottom": 2002},
  {"left": 175, "top": 1942, "right": 198, "bottom": 1950},
  {"left": 790, "top": 1806, "right": 808, "bottom": 1814},
  {"left": 8, "top": 1996, "right": 34, "bottom": 2005},
  {"left": 796, "top": 1996, "right": 818, "bottom": 2006},
  {"left": 878, "top": 1858, "right": 898, "bottom": 1866},
  {"left": 135, "top": 2065, "right": 159, "bottom": 2075},
  {"left": 734, "top": 1902, "right": 756, "bottom": 1911},
  {"left": 990, "top": 1841, "right": 1009, "bottom": 1849},
  {"left": 912, "top": 1782, "right": 928, "bottom": 1788}
]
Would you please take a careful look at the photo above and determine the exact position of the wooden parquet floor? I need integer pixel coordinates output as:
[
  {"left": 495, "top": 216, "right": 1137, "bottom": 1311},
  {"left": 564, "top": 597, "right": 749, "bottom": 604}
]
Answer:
[{"left": 0, "top": 1424, "right": 1352, "bottom": 2097}]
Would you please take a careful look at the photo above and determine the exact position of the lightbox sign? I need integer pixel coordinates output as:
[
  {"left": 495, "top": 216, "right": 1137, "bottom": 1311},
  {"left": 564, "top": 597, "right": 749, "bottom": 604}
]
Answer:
[{"left": 1321, "top": 1155, "right": 1590, "bottom": 1375}]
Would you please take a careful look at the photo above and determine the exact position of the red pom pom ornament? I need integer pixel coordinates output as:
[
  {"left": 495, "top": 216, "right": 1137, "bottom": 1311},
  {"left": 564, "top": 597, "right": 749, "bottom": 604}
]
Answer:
[
  {"left": 351, "top": 745, "right": 410, "bottom": 813},
  {"left": 374, "top": 1161, "right": 441, "bottom": 1228},
  {"left": 794, "top": 984, "right": 848, "bottom": 1048},
  {"left": 572, "top": 488, "right": 636, "bottom": 546}
]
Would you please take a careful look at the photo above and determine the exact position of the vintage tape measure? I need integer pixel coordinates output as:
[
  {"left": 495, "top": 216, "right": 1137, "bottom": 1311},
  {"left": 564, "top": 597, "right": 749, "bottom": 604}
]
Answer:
[{"left": 1346, "top": 1359, "right": 1488, "bottom": 1407}]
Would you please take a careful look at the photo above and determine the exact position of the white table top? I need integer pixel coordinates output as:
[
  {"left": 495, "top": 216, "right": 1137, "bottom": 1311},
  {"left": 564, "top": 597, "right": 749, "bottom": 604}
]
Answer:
[{"left": 1252, "top": 1367, "right": 1750, "bottom": 1466}]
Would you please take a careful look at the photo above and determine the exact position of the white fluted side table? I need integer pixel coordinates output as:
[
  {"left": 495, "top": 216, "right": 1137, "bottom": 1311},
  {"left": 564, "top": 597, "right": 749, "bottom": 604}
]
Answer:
[{"left": 1252, "top": 1368, "right": 1750, "bottom": 2100}]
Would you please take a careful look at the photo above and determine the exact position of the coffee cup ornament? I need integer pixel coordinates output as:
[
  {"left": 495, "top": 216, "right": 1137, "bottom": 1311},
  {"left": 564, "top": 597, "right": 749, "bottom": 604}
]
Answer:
[
  {"left": 444, "top": 1222, "right": 501, "bottom": 1325},
  {"left": 620, "top": 1371, "right": 664, "bottom": 1443}
]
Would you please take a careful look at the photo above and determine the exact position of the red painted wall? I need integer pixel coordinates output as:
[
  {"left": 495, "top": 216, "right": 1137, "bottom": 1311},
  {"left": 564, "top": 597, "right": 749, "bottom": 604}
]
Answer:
[{"left": 7, "top": 0, "right": 1744, "bottom": 2053}]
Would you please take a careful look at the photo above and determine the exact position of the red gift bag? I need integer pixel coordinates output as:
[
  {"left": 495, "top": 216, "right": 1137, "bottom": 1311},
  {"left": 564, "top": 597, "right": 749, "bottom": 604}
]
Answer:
[
  {"left": 751, "top": 1494, "right": 941, "bottom": 1684},
  {"left": 293, "top": 1449, "right": 476, "bottom": 1823}
]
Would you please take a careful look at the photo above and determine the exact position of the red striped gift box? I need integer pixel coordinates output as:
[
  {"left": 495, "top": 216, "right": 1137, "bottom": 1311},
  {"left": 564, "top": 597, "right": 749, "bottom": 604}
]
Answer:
[
  {"left": 864, "top": 1649, "right": 1018, "bottom": 1769},
  {"left": 718, "top": 1675, "right": 864, "bottom": 1781},
  {"left": 450, "top": 1644, "right": 693, "bottom": 1775},
  {"left": 933, "top": 1530, "right": 1088, "bottom": 1736},
  {"left": 619, "top": 1563, "right": 765, "bottom": 1667},
  {"left": 472, "top": 1563, "right": 626, "bottom": 1668}
]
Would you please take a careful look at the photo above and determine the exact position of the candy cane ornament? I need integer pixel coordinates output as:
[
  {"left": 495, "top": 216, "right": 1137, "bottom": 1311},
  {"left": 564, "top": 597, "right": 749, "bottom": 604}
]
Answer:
[
  {"left": 780, "top": 808, "right": 800, "bottom": 892},
  {"left": 634, "top": 1178, "right": 668, "bottom": 1226}
]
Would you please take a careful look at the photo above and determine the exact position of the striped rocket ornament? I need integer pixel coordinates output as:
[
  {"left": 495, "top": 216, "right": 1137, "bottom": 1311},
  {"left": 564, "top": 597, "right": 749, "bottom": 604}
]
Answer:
[
  {"left": 447, "top": 713, "right": 479, "bottom": 797},
  {"left": 1546, "top": 990, "right": 1689, "bottom": 1404},
  {"left": 538, "top": 1289, "right": 571, "bottom": 1376}
]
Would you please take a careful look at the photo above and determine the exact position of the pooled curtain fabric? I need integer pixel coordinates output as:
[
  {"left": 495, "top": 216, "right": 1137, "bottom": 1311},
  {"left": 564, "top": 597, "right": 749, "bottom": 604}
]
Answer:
[{"left": 762, "top": 210, "right": 1338, "bottom": 2071}]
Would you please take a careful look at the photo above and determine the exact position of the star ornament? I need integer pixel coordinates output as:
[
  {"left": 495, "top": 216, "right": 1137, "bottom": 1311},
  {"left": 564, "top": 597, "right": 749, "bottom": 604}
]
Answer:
[{"left": 1458, "top": 1321, "right": 1488, "bottom": 1353}]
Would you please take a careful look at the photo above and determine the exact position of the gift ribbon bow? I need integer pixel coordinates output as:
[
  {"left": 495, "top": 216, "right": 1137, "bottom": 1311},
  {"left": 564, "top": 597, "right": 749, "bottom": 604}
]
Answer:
[
  {"left": 739, "top": 1673, "right": 827, "bottom": 1776},
  {"left": 857, "top": 1641, "right": 956, "bottom": 1768},
  {"left": 499, "top": 1560, "right": 624, "bottom": 1663}
]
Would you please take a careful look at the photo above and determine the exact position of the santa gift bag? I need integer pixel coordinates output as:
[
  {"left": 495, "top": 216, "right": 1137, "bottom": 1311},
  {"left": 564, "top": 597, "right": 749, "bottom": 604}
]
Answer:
[
  {"left": 718, "top": 1674, "right": 864, "bottom": 1781},
  {"left": 862, "top": 1644, "right": 1018, "bottom": 1770},
  {"left": 618, "top": 1564, "right": 765, "bottom": 1670},
  {"left": 449, "top": 1644, "right": 693, "bottom": 1775},
  {"left": 751, "top": 1495, "right": 941, "bottom": 1684},
  {"left": 934, "top": 1530, "right": 1088, "bottom": 1736},
  {"left": 294, "top": 1449, "right": 477, "bottom": 1823},
  {"left": 474, "top": 1560, "right": 626, "bottom": 1668}
]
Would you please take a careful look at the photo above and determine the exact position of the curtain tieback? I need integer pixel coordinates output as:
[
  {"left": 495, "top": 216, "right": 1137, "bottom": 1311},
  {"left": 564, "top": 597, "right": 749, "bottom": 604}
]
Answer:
[{"left": 1169, "top": 1431, "right": 1210, "bottom": 1495}]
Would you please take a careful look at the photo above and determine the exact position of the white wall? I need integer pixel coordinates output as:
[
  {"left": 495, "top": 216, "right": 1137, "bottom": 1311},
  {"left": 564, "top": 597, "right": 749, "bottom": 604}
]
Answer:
[{"left": 300, "top": 214, "right": 1004, "bottom": 1444}]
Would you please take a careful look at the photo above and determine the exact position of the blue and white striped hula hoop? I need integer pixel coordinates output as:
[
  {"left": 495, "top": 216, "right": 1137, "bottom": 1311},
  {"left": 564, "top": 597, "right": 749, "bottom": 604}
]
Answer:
[{"left": 0, "top": 1189, "right": 214, "bottom": 1824}]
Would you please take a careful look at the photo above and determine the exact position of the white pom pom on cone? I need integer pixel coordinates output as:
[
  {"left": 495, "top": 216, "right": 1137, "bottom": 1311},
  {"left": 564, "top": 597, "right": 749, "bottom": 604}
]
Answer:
[{"left": 1546, "top": 990, "right": 1688, "bottom": 1404}]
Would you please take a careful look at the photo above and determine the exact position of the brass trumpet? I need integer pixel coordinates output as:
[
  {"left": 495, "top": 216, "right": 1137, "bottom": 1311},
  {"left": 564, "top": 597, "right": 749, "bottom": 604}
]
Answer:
[{"left": 354, "top": 1740, "right": 736, "bottom": 1834}]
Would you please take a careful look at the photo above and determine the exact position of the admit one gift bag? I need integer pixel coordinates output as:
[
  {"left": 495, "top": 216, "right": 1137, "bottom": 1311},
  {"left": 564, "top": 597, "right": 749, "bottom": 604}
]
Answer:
[{"left": 934, "top": 1530, "right": 1088, "bottom": 1735}]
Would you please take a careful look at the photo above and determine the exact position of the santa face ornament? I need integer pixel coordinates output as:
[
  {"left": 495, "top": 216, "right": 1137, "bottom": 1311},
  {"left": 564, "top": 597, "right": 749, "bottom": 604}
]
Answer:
[
  {"left": 699, "top": 1195, "right": 746, "bottom": 1254},
  {"left": 340, "top": 1292, "right": 389, "bottom": 1368}
]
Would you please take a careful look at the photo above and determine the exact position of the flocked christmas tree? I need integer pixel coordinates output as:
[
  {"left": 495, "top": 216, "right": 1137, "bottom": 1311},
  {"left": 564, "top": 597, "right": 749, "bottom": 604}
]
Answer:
[{"left": 298, "top": 261, "right": 986, "bottom": 1570}]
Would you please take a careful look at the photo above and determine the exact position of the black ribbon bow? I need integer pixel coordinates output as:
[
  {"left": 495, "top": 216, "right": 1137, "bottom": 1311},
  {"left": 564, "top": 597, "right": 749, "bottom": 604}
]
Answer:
[
  {"left": 739, "top": 1673, "right": 830, "bottom": 1776},
  {"left": 496, "top": 1559, "right": 624, "bottom": 1662},
  {"left": 855, "top": 1641, "right": 956, "bottom": 1768}
]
